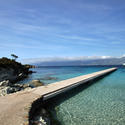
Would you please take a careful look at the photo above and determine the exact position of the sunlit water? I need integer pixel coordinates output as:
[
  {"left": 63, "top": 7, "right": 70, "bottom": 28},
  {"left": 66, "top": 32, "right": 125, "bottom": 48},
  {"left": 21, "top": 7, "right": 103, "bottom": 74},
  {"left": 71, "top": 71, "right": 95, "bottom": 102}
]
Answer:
[
  {"left": 19, "top": 66, "right": 108, "bottom": 84},
  {"left": 21, "top": 66, "right": 125, "bottom": 125}
]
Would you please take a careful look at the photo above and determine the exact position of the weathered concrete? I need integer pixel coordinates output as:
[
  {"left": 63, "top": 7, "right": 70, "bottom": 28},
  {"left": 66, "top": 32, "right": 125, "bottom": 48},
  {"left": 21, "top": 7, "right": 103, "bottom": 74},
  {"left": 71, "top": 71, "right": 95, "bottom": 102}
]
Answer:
[
  {"left": 0, "top": 68, "right": 117, "bottom": 125},
  {"left": 0, "top": 90, "right": 40, "bottom": 125},
  {"left": 32, "top": 67, "right": 117, "bottom": 100}
]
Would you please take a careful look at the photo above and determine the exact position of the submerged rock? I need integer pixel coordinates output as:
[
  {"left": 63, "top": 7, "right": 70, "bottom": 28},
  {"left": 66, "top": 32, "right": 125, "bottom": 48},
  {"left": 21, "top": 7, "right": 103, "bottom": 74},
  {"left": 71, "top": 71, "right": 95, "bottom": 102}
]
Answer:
[
  {"left": 29, "top": 80, "right": 44, "bottom": 87},
  {"left": 30, "top": 107, "right": 51, "bottom": 125},
  {"left": 33, "top": 116, "right": 47, "bottom": 125},
  {"left": 40, "top": 76, "right": 58, "bottom": 80}
]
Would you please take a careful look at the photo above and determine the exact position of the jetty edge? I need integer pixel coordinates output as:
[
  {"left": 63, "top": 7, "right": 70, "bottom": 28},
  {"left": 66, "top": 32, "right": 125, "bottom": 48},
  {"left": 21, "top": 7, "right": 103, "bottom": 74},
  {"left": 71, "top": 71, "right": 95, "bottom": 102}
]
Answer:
[{"left": 0, "top": 67, "right": 117, "bottom": 125}]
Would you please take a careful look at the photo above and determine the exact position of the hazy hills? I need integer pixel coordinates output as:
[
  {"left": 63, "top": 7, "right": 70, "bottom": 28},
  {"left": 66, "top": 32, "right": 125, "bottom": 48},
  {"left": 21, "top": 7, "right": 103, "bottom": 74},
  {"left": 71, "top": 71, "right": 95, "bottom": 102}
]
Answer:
[{"left": 33, "top": 57, "right": 125, "bottom": 66}]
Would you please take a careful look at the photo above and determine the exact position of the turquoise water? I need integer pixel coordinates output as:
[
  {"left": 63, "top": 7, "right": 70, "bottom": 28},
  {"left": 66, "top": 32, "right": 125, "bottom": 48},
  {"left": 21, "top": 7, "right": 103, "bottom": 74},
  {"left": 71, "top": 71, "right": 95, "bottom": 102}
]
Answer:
[
  {"left": 20, "top": 66, "right": 108, "bottom": 84},
  {"left": 22, "top": 66, "right": 125, "bottom": 125}
]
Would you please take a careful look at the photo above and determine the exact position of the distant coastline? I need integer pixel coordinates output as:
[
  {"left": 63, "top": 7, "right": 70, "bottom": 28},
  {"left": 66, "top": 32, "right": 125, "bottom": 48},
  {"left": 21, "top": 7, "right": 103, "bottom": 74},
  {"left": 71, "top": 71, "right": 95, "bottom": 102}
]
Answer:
[
  {"left": 36, "top": 65, "right": 123, "bottom": 67},
  {"left": 25, "top": 56, "right": 125, "bottom": 66}
]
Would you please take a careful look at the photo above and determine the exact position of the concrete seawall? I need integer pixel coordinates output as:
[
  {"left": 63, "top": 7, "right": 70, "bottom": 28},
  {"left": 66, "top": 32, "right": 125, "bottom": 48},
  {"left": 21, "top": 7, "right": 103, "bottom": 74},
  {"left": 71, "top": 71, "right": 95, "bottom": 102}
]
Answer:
[{"left": 0, "top": 68, "right": 117, "bottom": 125}]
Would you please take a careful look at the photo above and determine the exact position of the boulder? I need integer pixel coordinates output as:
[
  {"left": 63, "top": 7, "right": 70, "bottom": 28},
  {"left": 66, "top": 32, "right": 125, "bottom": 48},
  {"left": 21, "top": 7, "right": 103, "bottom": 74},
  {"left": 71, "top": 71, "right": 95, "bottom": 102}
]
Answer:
[
  {"left": 31, "top": 108, "right": 51, "bottom": 125},
  {"left": 0, "top": 80, "right": 10, "bottom": 86},
  {"left": 29, "top": 80, "right": 44, "bottom": 87},
  {"left": 34, "top": 116, "right": 47, "bottom": 125},
  {"left": 0, "top": 86, "right": 17, "bottom": 96}
]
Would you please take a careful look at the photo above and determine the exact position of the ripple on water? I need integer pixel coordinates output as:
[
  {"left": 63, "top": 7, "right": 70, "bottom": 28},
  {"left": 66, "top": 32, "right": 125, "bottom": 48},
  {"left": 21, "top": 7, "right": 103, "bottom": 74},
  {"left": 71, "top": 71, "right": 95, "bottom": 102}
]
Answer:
[
  {"left": 19, "top": 66, "right": 125, "bottom": 125},
  {"left": 49, "top": 68, "right": 125, "bottom": 125}
]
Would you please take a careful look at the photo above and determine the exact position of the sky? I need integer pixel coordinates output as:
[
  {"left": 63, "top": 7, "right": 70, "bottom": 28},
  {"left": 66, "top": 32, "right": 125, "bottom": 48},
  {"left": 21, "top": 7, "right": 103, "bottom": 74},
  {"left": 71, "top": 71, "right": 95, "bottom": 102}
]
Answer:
[{"left": 0, "top": 0, "right": 125, "bottom": 62}]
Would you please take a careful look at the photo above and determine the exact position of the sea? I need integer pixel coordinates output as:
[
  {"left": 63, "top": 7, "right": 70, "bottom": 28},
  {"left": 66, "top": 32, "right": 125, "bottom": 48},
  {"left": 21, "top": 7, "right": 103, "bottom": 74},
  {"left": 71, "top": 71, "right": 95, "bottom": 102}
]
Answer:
[{"left": 20, "top": 66, "right": 125, "bottom": 125}]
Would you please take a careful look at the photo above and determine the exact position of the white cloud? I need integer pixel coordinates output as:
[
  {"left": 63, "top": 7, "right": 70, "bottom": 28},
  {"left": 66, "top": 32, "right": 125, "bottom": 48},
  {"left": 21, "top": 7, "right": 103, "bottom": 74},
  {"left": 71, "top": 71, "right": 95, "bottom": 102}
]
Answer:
[
  {"left": 21, "top": 56, "right": 114, "bottom": 64},
  {"left": 120, "top": 54, "right": 125, "bottom": 58},
  {"left": 101, "top": 56, "right": 111, "bottom": 59},
  {"left": 58, "top": 35, "right": 95, "bottom": 41}
]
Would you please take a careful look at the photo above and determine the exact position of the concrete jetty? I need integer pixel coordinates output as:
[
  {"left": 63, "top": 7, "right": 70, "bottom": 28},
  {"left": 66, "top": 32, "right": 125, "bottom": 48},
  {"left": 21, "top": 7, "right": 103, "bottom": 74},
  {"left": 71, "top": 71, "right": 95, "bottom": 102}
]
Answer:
[{"left": 0, "top": 68, "right": 117, "bottom": 125}]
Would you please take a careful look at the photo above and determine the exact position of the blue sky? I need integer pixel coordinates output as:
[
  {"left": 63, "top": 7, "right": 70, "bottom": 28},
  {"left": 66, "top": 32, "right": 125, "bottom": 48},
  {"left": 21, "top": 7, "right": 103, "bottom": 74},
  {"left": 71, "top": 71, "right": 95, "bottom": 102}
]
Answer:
[{"left": 0, "top": 0, "right": 125, "bottom": 61}]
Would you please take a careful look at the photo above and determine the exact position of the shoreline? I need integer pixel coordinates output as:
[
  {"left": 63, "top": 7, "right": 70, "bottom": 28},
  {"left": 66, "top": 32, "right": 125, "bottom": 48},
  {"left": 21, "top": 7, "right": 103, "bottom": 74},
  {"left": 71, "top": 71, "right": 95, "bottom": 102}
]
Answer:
[{"left": 0, "top": 57, "right": 41, "bottom": 96}]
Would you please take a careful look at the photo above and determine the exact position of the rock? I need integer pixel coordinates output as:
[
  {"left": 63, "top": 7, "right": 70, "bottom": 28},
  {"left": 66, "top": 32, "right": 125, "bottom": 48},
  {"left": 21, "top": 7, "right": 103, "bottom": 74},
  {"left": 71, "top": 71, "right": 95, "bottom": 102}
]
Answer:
[
  {"left": 0, "top": 67, "right": 14, "bottom": 82},
  {"left": 0, "top": 82, "right": 33, "bottom": 96},
  {"left": 23, "top": 87, "right": 32, "bottom": 91},
  {"left": 0, "top": 80, "right": 10, "bottom": 86},
  {"left": 29, "top": 80, "right": 44, "bottom": 87},
  {"left": 0, "top": 63, "right": 33, "bottom": 83},
  {"left": 11, "top": 83, "right": 24, "bottom": 88},
  {"left": 0, "top": 87, "right": 8, "bottom": 96},
  {"left": 0, "top": 79, "right": 44, "bottom": 96},
  {"left": 0, "top": 86, "right": 15, "bottom": 96},
  {"left": 40, "top": 76, "right": 58, "bottom": 80},
  {"left": 24, "top": 64, "right": 36, "bottom": 68},
  {"left": 33, "top": 116, "right": 47, "bottom": 125},
  {"left": 31, "top": 108, "right": 51, "bottom": 125},
  {"left": 13, "top": 73, "right": 28, "bottom": 82},
  {"left": 7, "top": 87, "right": 19, "bottom": 93},
  {"left": 40, "top": 109, "right": 47, "bottom": 115},
  {"left": 18, "top": 73, "right": 23, "bottom": 77},
  {"left": 22, "top": 83, "right": 32, "bottom": 88},
  {"left": 0, "top": 57, "right": 36, "bottom": 96}
]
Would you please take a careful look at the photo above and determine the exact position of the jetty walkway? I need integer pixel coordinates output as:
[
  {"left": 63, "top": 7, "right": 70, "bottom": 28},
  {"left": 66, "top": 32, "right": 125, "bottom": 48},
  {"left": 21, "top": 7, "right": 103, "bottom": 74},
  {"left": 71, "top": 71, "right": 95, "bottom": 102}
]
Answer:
[{"left": 0, "top": 68, "right": 117, "bottom": 125}]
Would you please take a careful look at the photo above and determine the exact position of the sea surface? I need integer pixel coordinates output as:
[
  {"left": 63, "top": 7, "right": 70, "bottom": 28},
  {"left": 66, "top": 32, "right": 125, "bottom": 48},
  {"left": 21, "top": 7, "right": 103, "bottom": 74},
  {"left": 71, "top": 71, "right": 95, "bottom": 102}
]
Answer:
[{"left": 21, "top": 66, "right": 125, "bottom": 125}]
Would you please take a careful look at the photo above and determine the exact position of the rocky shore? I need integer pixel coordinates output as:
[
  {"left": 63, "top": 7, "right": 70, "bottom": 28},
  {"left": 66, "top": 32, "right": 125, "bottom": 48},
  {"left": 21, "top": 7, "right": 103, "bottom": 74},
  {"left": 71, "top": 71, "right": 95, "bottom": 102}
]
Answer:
[
  {"left": 0, "top": 57, "right": 59, "bottom": 125},
  {"left": 0, "top": 57, "right": 43, "bottom": 96},
  {"left": 0, "top": 80, "right": 44, "bottom": 96}
]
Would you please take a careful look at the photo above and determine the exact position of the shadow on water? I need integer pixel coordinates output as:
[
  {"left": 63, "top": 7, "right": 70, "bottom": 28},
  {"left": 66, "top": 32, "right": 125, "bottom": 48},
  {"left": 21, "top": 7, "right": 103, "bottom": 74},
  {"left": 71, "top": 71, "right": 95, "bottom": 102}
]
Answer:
[{"left": 43, "top": 72, "right": 115, "bottom": 125}]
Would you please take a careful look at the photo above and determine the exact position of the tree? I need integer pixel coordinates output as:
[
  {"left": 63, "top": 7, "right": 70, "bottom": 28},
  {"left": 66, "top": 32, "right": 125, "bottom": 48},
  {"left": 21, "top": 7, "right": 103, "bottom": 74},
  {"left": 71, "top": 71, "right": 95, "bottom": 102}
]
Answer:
[{"left": 11, "top": 54, "right": 18, "bottom": 61}]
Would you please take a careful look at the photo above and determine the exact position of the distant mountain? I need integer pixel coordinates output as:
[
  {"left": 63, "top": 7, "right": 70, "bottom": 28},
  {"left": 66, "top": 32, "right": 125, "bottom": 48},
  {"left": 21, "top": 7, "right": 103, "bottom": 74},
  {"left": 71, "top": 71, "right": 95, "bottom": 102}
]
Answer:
[{"left": 33, "top": 57, "right": 125, "bottom": 66}]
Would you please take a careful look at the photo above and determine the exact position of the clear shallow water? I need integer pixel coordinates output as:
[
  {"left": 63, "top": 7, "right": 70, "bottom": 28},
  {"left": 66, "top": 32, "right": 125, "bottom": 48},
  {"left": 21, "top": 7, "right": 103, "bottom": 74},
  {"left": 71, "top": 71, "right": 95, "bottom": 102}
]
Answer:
[
  {"left": 49, "top": 66, "right": 125, "bottom": 125},
  {"left": 19, "top": 66, "right": 108, "bottom": 84},
  {"left": 21, "top": 66, "right": 125, "bottom": 125}
]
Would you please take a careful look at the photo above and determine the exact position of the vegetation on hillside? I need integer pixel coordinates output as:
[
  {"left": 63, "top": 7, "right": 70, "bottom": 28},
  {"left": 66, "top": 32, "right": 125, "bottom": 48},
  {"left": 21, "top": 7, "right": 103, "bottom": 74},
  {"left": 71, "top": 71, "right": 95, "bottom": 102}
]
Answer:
[{"left": 0, "top": 57, "right": 30, "bottom": 75}]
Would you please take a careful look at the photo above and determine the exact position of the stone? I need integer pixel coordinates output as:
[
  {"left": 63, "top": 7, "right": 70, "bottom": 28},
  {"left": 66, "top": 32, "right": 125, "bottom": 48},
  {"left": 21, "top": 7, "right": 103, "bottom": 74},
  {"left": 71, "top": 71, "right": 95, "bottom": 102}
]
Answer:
[
  {"left": 0, "top": 87, "right": 12, "bottom": 96},
  {"left": 34, "top": 116, "right": 47, "bottom": 125},
  {"left": 23, "top": 84, "right": 32, "bottom": 88},
  {"left": 41, "top": 108, "right": 47, "bottom": 115},
  {"left": 40, "top": 76, "right": 57, "bottom": 80},
  {"left": 18, "top": 73, "right": 23, "bottom": 77},
  {"left": 0, "top": 83, "right": 32, "bottom": 96},
  {"left": 29, "top": 80, "right": 44, "bottom": 87},
  {"left": 0, "top": 80, "right": 10, "bottom": 86}
]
